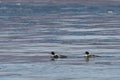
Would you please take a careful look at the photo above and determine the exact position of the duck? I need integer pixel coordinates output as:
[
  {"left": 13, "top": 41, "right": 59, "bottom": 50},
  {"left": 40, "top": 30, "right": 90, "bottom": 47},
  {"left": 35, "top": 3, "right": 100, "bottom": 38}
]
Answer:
[
  {"left": 50, "top": 51, "right": 67, "bottom": 59},
  {"left": 84, "top": 51, "right": 97, "bottom": 57}
]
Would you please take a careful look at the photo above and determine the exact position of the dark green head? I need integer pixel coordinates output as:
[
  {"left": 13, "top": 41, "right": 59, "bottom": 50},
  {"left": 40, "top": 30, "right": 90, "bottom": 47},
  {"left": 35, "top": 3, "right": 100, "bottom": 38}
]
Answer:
[
  {"left": 51, "top": 51, "right": 55, "bottom": 55},
  {"left": 85, "top": 51, "right": 89, "bottom": 55}
]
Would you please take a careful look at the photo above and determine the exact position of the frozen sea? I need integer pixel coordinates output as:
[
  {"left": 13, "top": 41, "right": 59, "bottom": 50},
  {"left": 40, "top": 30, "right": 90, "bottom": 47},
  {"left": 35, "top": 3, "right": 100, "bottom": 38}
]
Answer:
[{"left": 0, "top": 2, "right": 120, "bottom": 80}]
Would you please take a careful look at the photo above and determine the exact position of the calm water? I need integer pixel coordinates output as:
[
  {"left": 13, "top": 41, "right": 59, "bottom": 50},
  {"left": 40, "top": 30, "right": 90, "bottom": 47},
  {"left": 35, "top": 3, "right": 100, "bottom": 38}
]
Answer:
[{"left": 0, "top": 2, "right": 120, "bottom": 80}]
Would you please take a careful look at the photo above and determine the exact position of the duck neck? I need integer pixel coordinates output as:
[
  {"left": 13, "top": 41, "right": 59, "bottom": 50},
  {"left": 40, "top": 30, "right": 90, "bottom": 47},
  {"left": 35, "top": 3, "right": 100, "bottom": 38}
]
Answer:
[
  {"left": 85, "top": 54, "right": 89, "bottom": 57},
  {"left": 51, "top": 54, "right": 55, "bottom": 58}
]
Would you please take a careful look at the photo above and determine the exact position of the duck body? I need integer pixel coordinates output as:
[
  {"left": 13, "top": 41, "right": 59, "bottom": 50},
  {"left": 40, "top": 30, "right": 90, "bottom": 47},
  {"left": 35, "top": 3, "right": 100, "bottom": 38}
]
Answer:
[
  {"left": 51, "top": 54, "right": 59, "bottom": 58},
  {"left": 84, "top": 54, "right": 96, "bottom": 57},
  {"left": 84, "top": 51, "right": 99, "bottom": 58},
  {"left": 50, "top": 51, "right": 67, "bottom": 59}
]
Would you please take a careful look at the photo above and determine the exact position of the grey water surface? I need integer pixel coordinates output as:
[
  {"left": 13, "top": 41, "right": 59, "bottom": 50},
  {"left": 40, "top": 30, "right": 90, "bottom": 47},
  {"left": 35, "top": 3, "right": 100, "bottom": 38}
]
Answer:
[{"left": 0, "top": 2, "right": 120, "bottom": 80}]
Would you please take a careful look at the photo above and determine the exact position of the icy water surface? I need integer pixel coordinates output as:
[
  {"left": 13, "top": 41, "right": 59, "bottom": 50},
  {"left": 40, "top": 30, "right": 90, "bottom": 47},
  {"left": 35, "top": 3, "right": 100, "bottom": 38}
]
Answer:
[{"left": 0, "top": 2, "right": 120, "bottom": 80}]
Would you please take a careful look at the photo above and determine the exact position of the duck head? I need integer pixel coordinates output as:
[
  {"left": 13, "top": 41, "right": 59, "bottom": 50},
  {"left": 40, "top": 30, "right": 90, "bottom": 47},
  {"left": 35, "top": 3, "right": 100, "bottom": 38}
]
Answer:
[{"left": 85, "top": 51, "right": 90, "bottom": 56}]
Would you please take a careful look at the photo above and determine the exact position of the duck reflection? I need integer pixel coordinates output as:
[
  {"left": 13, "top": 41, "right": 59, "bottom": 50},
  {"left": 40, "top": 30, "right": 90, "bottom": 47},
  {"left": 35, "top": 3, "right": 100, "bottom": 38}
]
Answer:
[{"left": 85, "top": 56, "right": 90, "bottom": 62}]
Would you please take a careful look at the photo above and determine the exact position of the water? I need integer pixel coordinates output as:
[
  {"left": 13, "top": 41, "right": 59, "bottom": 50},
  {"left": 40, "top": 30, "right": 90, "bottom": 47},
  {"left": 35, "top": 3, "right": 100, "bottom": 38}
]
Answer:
[{"left": 0, "top": 2, "right": 120, "bottom": 80}]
